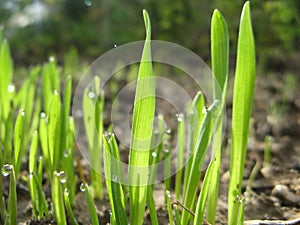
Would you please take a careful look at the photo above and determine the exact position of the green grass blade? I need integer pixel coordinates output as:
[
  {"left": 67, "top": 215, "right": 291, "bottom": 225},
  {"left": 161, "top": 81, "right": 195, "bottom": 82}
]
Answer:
[
  {"left": 181, "top": 101, "right": 219, "bottom": 225},
  {"left": 52, "top": 171, "right": 67, "bottom": 225},
  {"left": 175, "top": 113, "right": 185, "bottom": 200},
  {"left": 48, "top": 91, "right": 61, "bottom": 172},
  {"left": 83, "top": 183, "right": 100, "bottom": 225},
  {"left": 193, "top": 159, "right": 215, "bottom": 225},
  {"left": 63, "top": 188, "right": 79, "bottom": 225},
  {"left": 206, "top": 9, "right": 229, "bottom": 224},
  {"left": 165, "top": 190, "right": 175, "bottom": 225},
  {"left": 14, "top": 109, "right": 25, "bottom": 176},
  {"left": 147, "top": 186, "right": 158, "bottom": 225},
  {"left": 0, "top": 40, "right": 13, "bottom": 121},
  {"left": 129, "top": 10, "right": 155, "bottom": 225},
  {"left": 228, "top": 2, "right": 256, "bottom": 224},
  {"left": 4, "top": 165, "right": 16, "bottom": 225},
  {"left": 103, "top": 133, "right": 127, "bottom": 225},
  {"left": 28, "top": 131, "right": 38, "bottom": 217}
]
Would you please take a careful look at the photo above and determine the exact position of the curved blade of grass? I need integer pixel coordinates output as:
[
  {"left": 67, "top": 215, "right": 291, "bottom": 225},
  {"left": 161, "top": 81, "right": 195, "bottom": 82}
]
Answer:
[
  {"left": 165, "top": 190, "right": 175, "bottom": 225},
  {"left": 52, "top": 171, "right": 67, "bottom": 225},
  {"left": 206, "top": 9, "right": 229, "bottom": 224},
  {"left": 228, "top": 2, "right": 256, "bottom": 224},
  {"left": 181, "top": 101, "right": 220, "bottom": 225},
  {"left": 103, "top": 133, "right": 127, "bottom": 225},
  {"left": 129, "top": 9, "right": 155, "bottom": 225}
]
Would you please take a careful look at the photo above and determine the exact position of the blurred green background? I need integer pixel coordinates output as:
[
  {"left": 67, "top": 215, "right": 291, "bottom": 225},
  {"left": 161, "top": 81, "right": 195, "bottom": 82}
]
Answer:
[{"left": 0, "top": 0, "right": 299, "bottom": 72}]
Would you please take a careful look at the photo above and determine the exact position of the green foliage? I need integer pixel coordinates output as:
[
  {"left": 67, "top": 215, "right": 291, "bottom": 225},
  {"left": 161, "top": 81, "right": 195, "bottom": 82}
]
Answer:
[{"left": 228, "top": 2, "right": 256, "bottom": 224}]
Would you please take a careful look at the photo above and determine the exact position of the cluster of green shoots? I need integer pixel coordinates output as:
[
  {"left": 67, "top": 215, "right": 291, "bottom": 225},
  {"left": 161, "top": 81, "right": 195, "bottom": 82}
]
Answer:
[{"left": 0, "top": 1, "right": 255, "bottom": 225}]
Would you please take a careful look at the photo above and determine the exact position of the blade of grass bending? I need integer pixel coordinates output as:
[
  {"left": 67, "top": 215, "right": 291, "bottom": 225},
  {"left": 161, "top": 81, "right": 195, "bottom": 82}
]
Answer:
[
  {"left": 228, "top": 2, "right": 256, "bottom": 224},
  {"left": 175, "top": 113, "right": 185, "bottom": 200},
  {"left": 103, "top": 133, "right": 127, "bottom": 225},
  {"left": 147, "top": 186, "right": 159, "bottom": 225},
  {"left": 129, "top": 10, "right": 155, "bottom": 225},
  {"left": 52, "top": 171, "right": 67, "bottom": 225},
  {"left": 64, "top": 188, "right": 79, "bottom": 225},
  {"left": 4, "top": 165, "right": 16, "bottom": 225},
  {"left": 165, "top": 190, "right": 175, "bottom": 225},
  {"left": 206, "top": 9, "right": 229, "bottom": 224},
  {"left": 193, "top": 157, "right": 215, "bottom": 225},
  {"left": 83, "top": 183, "right": 100, "bottom": 225},
  {"left": 0, "top": 151, "right": 6, "bottom": 222},
  {"left": 28, "top": 131, "right": 38, "bottom": 217},
  {"left": 181, "top": 101, "right": 220, "bottom": 225}
]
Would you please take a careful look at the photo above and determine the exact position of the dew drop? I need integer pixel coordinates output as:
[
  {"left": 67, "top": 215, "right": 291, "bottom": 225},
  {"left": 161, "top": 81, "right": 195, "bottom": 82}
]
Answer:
[
  {"left": 84, "top": 0, "right": 92, "bottom": 7},
  {"left": 20, "top": 109, "right": 25, "bottom": 116},
  {"left": 64, "top": 188, "right": 69, "bottom": 197},
  {"left": 152, "top": 152, "right": 157, "bottom": 158},
  {"left": 59, "top": 171, "right": 68, "bottom": 184},
  {"left": 40, "top": 112, "right": 46, "bottom": 118},
  {"left": 105, "top": 132, "right": 113, "bottom": 143},
  {"left": 114, "top": 44, "right": 117, "bottom": 48},
  {"left": 54, "top": 90, "right": 59, "bottom": 95},
  {"left": 165, "top": 128, "right": 171, "bottom": 134},
  {"left": 49, "top": 56, "right": 55, "bottom": 62},
  {"left": 163, "top": 148, "right": 170, "bottom": 154},
  {"left": 2, "top": 164, "right": 13, "bottom": 176},
  {"left": 28, "top": 172, "right": 33, "bottom": 179},
  {"left": 63, "top": 149, "right": 71, "bottom": 158},
  {"left": 80, "top": 183, "right": 86, "bottom": 192},
  {"left": 7, "top": 84, "right": 15, "bottom": 93},
  {"left": 112, "top": 175, "right": 118, "bottom": 182},
  {"left": 88, "top": 91, "right": 95, "bottom": 99}
]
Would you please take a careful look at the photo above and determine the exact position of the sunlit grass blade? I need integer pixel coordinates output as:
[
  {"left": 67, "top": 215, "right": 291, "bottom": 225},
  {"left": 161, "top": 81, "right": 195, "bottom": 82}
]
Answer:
[
  {"left": 206, "top": 9, "right": 229, "bottom": 224},
  {"left": 175, "top": 113, "right": 185, "bottom": 200},
  {"left": 0, "top": 39, "right": 13, "bottom": 121},
  {"left": 129, "top": 10, "right": 155, "bottom": 225},
  {"left": 103, "top": 133, "right": 127, "bottom": 225},
  {"left": 52, "top": 171, "right": 67, "bottom": 225},
  {"left": 181, "top": 101, "right": 219, "bottom": 225},
  {"left": 228, "top": 2, "right": 256, "bottom": 224}
]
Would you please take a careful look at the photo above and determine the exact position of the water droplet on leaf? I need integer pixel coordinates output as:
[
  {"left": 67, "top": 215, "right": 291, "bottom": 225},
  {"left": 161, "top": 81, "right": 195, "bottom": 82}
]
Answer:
[
  {"left": 80, "top": 183, "right": 86, "bottom": 192},
  {"left": 59, "top": 171, "right": 68, "bottom": 183},
  {"left": 84, "top": 0, "right": 92, "bottom": 7},
  {"left": 88, "top": 91, "right": 95, "bottom": 99},
  {"left": 7, "top": 84, "right": 15, "bottom": 93},
  {"left": 112, "top": 175, "right": 118, "bottom": 182},
  {"left": 152, "top": 152, "right": 157, "bottom": 158},
  {"left": 2, "top": 164, "right": 13, "bottom": 176}
]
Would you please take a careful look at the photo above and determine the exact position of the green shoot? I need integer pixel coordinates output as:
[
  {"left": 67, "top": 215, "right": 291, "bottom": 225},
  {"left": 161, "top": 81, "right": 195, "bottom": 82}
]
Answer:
[
  {"left": 81, "top": 183, "right": 100, "bottom": 225},
  {"left": 52, "top": 171, "right": 67, "bottom": 225},
  {"left": 128, "top": 10, "right": 155, "bottom": 225},
  {"left": 228, "top": 2, "right": 256, "bottom": 224},
  {"left": 13, "top": 109, "right": 25, "bottom": 176},
  {"left": 147, "top": 186, "right": 159, "bottom": 225},
  {"left": 206, "top": 9, "right": 229, "bottom": 225},
  {"left": 165, "top": 190, "right": 175, "bottom": 225},
  {"left": 103, "top": 133, "right": 127, "bottom": 225},
  {"left": 64, "top": 188, "right": 79, "bottom": 225},
  {"left": 263, "top": 135, "right": 271, "bottom": 168}
]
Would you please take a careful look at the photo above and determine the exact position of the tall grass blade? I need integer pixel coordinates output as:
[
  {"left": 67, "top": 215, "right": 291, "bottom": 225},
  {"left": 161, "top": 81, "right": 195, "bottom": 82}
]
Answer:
[
  {"left": 4, "top": 165, "right": 16, "bottom": 225},
  {"left": 83, "top": 183, "right": 100, "bottom": 225},
  {"left": 129, "top": 10, "right": 155, "bottom": 225},
  {"left": 52, "top": 171, "right": 67, "bottom": 225},
  {"left": 228, "top": 2, "right": 255, "bottom": 224},
  {"left": 14, "top": 110, "right": 25, "bottom": 176},
  {"left": 206, "top": 9, "right": 229, "bottom": 224}
]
